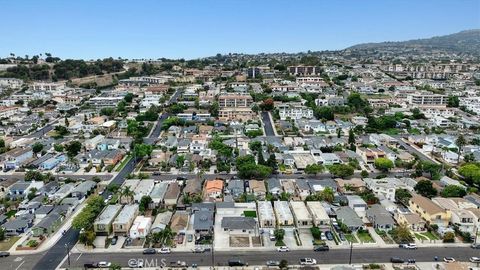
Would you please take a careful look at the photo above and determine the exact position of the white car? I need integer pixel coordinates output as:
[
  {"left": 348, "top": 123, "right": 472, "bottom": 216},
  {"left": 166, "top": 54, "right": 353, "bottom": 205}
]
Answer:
[
  {"left": 470, "top": 257, "right": 480, "bottom": 263},
  {"left": 399, "top": 243, "right": 417, "bottom": 249},
  {"left": 300, "top": 258, "right": 317, "bottom": 265},
  {"left": 277, "top": 246, "right": 289, "bottom": 252},
  {"left": 97, "top": 261, "right": 112, "bottom": 267},
  {"left": 443, "top": 257, "right": 455, "bottom": 263},
  {"left": 159, "top": 247, "right": 171, "bottom": 254}
]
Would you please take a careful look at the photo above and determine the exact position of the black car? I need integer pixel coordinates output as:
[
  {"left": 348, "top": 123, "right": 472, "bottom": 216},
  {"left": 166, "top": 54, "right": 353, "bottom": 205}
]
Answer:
[
  {"left": 177, "top": 177, "right": 187, "bottom": 180},
  {"left": 111, "top": 236, "right": 118, "bottom": 245},
  {"left": 325, "top": 231, "right": 334, "bottom": 241},
  {"left": 339, "top": 233, "right": 346, "bottom": 241},
  {"left": 471, "top": 243, "right": 480, "bottom": 249},
  {"left": 143, "top": 248, "right": 157, "bottom": 254},
  {"left": 390, "top": 257, "right": 404, "bottom": 263},
  {"left": 313, "top": 245, "right": 329, "bottom": 251},
  {"left": 83, "top": 263, "right": 96, "bottom": 268},
  {"left": 0, "top": 252, "right": 10, "bottom": 257},
  {"left": 228, "top": 260, "right": 246, "bottom": 267}
]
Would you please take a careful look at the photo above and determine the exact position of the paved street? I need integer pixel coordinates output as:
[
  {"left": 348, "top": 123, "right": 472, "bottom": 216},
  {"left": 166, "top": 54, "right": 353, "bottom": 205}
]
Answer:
[
  {"left": 61, "top": 247, "right": 479, "bottom": 268},
  {"left": 23, "top": 120, "right": 58, "bottom": 139},
  {"left": 261, "top": 111, "right": 276, "bottom": 136}
]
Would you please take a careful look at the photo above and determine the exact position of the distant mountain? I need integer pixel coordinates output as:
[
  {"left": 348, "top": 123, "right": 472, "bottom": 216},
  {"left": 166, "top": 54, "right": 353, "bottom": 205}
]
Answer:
[{"left": 346, "top": 30, "right": 480, "bottom": 56}]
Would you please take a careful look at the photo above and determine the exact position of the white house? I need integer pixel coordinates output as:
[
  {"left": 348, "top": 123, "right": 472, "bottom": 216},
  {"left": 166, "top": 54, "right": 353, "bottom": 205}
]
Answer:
[{"left": 129, "top": 215, "right": 152, "bottom": 239}]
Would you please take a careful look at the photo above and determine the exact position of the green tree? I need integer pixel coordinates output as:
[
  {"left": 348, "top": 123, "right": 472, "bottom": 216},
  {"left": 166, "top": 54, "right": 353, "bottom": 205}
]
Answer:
[
  {"left": 390, "top": 223, "right": 413, "bottom": 243},
  {"left": 274, "top": 229, "right": 285, "bottom": 240},
  {"left": 414, "top": 180, "right": 438, "bottom": 198},
  {"left": 447, "top": 96, "right": 459, "bottom": 108},
  {"left": 458, "top": 163, "right": 480, "bottom": 185},
  {"left": 124, "top": 92, "right": 134, "bottom": 103},
  {"left": 139, "top": 195, "right": 153, "bottom": 214},
  {"left": 328, "top": 164, "right": 354, "bottom": 178},
  {"left": 440, "top": 185, "right": 467, "bottom": 198},
  {"left": 314, "top": 106, "right": 334, "bottom": 120},
  {"left": 53, "top": 144, "right": 64, "bottom": 152},
  {"left": 443, "top": 232, "right": 455, "bottom": 243},
  {"left": 66, "top": 140, "right": 82, "bottom": 157},
  {"left": 374, "top": 158, "right": 394, "bottom": 172},
  {"left": 304, "top": 164, "right": 324, "bottom": 175},
  {"left": 394, "top": 188, "right": 412, "bottom": 205},
  {"left": 0, "top": 227, "right": 5, "bottom": 241},
  {"left": 176, "top": 155, "right": 186, "bottom": 168},
  {"left": 32, "top": 142, "right": 44, "bottom": 154},
  {"left": 360, "top": 170, "right": 369, "bottom": 178},
  {"left": 134, "top": 144, "right": 153, "bottom": 158},
  {"left": 209, "top": 101, "right": 219, "bottom": 117},
  {"left": 455, "top": 134, "right": 466, "bottom": 164},
  {"left": 72, "top": 195, "right": 105, "bottom": 230}
]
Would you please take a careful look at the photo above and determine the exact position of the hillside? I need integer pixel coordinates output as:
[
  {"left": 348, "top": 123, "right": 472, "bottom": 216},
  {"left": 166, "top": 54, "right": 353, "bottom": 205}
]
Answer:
[{"left": 346, "top": 30, "right": 480, "bottom": 56}]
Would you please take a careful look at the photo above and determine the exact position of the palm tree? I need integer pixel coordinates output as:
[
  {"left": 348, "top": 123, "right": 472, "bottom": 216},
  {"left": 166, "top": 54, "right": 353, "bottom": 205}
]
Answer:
[
  {"left": 121, "top": 186, "right": 134, "bottom": 204},
  {"left": 455, "top": 134, "right": 466, "bottom": 163}
]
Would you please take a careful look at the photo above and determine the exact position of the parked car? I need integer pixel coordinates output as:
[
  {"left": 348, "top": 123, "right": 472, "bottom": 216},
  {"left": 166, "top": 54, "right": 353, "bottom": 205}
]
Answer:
[
  {"left": 443, "top": 257, "right": 455, "bottom": 263},
  {"left": 143, "top": 248, "right": 156, "bottom": 254},
  {"left": 110, "top": 236, "right": 118, "bottom": 245},
  {"left": 228, "top": 260, "right": 246, "bottom": 267},
  {"left": 176, "top": 177, "right": 187, "bottom": 180},
  {"left": 187, "top": 234, "right": 193, "bottom": 242},
  {"left": 471, "top": 243, "right": 480, "bottom": 249},
  {"left": 97, "top": 262, "right": 112, "bottom": 268},
  {"left": 407, "top": 259, "right": 416, "bottom": 264},
  {"left": 277, "top": 246, "right": 289, "bottom": 252},
  {"left": 325, "top": 231, "right": 334, "bottom": 241},
  {"left": 299, "top": 258, "right": 316, "bottom": 265},
  {"left": 399, "top": 243, "right": 417, "bottom": 249},
  {"left": 320, "top": 232, "right": 327, "bottom": 241},
  {"left": 469, "top": 257, "right": 480, "bottom": 263},
  {"left": 192, "top": 247, "right": 206, "bottom": 253},
  {"left": 390, "top": 257, "right": 404, "bottom": 263},
  {"left": 313, "top": 244, "right": 329, "bottom": 251},
  {"left": 0, "top": 252, "right": 10, "bottom": 257},
  {"left": 339, "top": 233, "right": 346, "bottom": 241},
  {"left": 159, "top": 247, "right": 171, "bottom": 254},
  {"left": 266, "top": 261, "right": 280, "bottom": 266}
]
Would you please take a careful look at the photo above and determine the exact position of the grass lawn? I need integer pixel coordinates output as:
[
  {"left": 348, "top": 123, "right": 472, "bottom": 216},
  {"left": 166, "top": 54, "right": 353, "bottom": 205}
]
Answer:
[
  {"left": 421, "top": 231, "right": 439, "bottom": 240},
  {"left": 415, "top": 233, "right": 428, "bottom": 240},
  {"left": 0, "top": 236, "right": 21, "bottom": 251},
  {"left": 357, "top": 232, "right": 375, "bottom": 243},
  {"left": 243, "top": 210, "right": 257, "bottom": 218},
  {"left": 345, "top": 234, "right": 358, "bottom": 243},
  {"left": 115, "top": 155, "right": 132, "bottom": 172}
]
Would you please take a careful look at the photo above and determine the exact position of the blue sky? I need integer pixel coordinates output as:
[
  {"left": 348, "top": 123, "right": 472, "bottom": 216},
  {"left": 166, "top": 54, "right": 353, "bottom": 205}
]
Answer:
[{"left": 1, "top": 0, "right": 479, "bottom": 60}]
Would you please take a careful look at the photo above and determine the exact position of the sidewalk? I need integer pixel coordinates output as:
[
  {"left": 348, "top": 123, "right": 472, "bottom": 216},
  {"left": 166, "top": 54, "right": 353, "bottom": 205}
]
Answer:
[{"left": 9, "top": 199, "right": 88, "bottom": 255}]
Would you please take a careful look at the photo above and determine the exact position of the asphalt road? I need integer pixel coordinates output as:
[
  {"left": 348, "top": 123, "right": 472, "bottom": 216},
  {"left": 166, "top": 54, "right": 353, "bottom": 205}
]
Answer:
[
  {"left": 24, "top": 120, "right": 58, "bottom": 139},
  {"left": 0, "top": 174, "right": 112, "bottom": 182},
  {"left": 31, "top": 113, "right": 170, "bottom": 270},
  {"left": 62, "top": 247, "right": 480, "bottom": 268},
  {"left": 392, "top": 136, "right": 440, "bottom": 164},
  {"left": 261, "top": 111, "right": 276, "bottom": 136}
]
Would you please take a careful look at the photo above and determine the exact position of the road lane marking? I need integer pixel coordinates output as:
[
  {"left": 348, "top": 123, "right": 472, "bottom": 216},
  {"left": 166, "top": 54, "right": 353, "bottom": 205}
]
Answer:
[
  {"left": 76, "top": 253, "right": 83, "bottom": 261},
  {"left": 15, "top": 260, "right": 25, "bottom": 270}
]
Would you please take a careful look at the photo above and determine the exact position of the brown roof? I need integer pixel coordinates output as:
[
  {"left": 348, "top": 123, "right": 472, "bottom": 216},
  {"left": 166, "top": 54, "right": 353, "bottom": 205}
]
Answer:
[
  {"left": 164, "top": 182, "right": 181, "bottom": 201},
  {"left": 410, "top": 195, "right": 444, "bottom": 215},
  {"left": 170, "top": 212, "right": 189, "bottom": 233}
]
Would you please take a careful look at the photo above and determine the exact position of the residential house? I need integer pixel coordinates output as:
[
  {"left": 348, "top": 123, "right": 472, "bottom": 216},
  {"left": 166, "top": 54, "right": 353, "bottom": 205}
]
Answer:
[
  {"left": 306, "top": 201, "right": 330, "bottom": 228},
  {"left": 394, "top": 211, "right": 427, "bottom": 232},
  {"left": 249, "top": 180, "right": 266, "bottom": 200},
  {"left": 129, "top": 216, "right": 152, "bottom": 239},
  {"left": 94, "top": 204, "right": 122, "bottom": 235},
  {"left": 366, "top": 204, "right": 395, "bottom": 231},
  {"left": 274, "top": 200, "right": 294, "bottom": 226},
  {"left": 113, "top": 204, "right": 139, "bottom": 235},
  {"left": 2, "top": 147, "right": 33, "bottom": 170},
  {"left": 150, "top": 182, "right": 168, "bottom": 206},
  {"left": 164, "top": 182, "right": 181, "bottom": 207},
  {"left": 31, "top": 212, "right": 64, "bottom": 237},
  {"left": 221, "top": 216, "right": 257, "bottom": 234},
  {"left": 335, "top": 178, "right": 366, "bottom": 195},
  {"left": 71, "top": 180, "right": 96, "bottom": 198},
  {"left": 2, "top": 218, "right": 32, "bottom": 236},
  {"left": 364, "top": 178, "right": 415, "bottom": 202},
  {"left": 226, "top": 180, "right": 244, "bottom": 199},
  {"left": 150, "top": 211, "right": 173, "bottom": 234},
  {"left": 204, "top": 179, "right": 224, "bottom": 201},
  {"left": 267, "top": 178, "right": 282, "bottom": 196},
  {"left": 347, "top": 195, "right": 368, "bottom": 216},
  {"left": 290, "top": 201, "right": 312, "bottom": 228},
  {"left": 432, "top": 197, "right": 475, "bottom": 234},
  {"left": 409, "top": 195, "right": 451, "bottom": 228},
  {"left": 335, "top": 206, "right": 364, "bottom": 232},
  {"left": 257, "top": 201, "right": 275, "bottom": 228},
  {"left": 133, "top": 180, "right": 155, "bottom": 203},
  {"left": 193, "top": 209, "right": 214, "bottom": 235}
]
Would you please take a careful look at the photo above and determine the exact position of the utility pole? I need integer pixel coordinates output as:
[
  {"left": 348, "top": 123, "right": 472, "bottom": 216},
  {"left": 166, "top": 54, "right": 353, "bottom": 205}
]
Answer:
[
  {"left": 348, "top": 241, "right": 353, "bottom": 265},
  {"left": 65, "top": 242, "right": 71, "bottom": 267}
]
